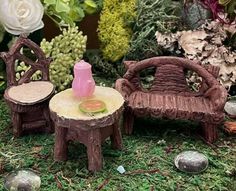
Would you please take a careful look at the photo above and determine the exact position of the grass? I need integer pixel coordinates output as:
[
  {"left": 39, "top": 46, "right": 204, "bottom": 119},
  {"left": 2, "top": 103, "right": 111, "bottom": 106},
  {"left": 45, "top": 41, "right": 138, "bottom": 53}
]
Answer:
[{"left": 0, "top": 98, "right": 236, "bottom": 191}]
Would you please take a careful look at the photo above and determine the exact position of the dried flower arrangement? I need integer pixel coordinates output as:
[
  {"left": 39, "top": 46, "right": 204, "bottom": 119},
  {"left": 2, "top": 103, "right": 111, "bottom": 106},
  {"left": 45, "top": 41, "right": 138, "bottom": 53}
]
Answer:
[{"left": 156, "top": 21, "right": 236, "bottom": 90}]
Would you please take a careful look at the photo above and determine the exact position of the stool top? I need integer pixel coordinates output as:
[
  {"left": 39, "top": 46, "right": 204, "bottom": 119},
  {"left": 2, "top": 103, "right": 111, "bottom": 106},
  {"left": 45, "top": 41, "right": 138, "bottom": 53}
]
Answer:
[
  {"left": 49, "top": 86, "right": 124, "bottom": 121},
  {"left": 5, "top": 81, "right": 54, "bottom": 105}
]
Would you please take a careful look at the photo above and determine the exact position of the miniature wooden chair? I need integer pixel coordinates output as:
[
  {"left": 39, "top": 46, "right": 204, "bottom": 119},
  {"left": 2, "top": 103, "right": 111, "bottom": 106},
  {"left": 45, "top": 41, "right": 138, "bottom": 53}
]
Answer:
[
  {"left": 115, "top": 56, "right": 227, "bottom": 143},
  {"left": 0, "top": 35, "right": 55, "bottom": 137}
]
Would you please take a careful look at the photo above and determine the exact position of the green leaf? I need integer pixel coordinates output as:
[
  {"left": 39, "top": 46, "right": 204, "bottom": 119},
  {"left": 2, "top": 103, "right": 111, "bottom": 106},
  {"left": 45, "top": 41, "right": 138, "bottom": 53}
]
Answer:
[
  {"left": 57, "top": 12, "right": 74, "bottom": 26},
  {"left": 69, "top": 7, "right": 85, "bottom": 22},
  {"left": 83, "top": 0, "right": 98, "bottom": 14},
  {"left": 44, "top": 0, "right": 56, "bottom": 5},
  {"left": 55, "top": 0, "right": 70, "bottom": 13},
  {"left": 84, "top": 0, "right": 97, "bottom": 8},
  {"left": 227, "top": 1, "right": 236, "bottom": 13},
  {"left": 69, "top": 0, "right": 75, "bottom": 7},
  {"left": 219, "top": 0, "right": 232, "bottom": 6},
  {"left": 0, "top": 81, "right": 6, "bottom": 93},
  {"left": 0, "top": 24, "right": 4, "bottom": 43}
]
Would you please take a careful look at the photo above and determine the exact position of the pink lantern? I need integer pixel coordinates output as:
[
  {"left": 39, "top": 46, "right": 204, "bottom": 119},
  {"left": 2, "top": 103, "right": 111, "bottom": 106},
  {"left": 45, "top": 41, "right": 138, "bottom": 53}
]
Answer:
[{"left": 72, "top": 60, "right": 95, "bottom": 98}]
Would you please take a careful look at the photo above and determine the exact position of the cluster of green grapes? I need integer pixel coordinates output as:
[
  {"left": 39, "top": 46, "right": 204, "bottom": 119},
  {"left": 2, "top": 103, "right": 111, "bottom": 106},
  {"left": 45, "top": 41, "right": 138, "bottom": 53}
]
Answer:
[{"left": 40, "top": 26, "right": 87, "bottom": 91}]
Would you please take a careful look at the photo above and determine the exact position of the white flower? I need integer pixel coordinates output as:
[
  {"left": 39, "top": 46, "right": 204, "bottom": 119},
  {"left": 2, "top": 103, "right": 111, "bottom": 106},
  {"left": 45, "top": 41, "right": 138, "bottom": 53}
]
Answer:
[{"left": 0, "top": 0, "right": 44, "bottom": 35}]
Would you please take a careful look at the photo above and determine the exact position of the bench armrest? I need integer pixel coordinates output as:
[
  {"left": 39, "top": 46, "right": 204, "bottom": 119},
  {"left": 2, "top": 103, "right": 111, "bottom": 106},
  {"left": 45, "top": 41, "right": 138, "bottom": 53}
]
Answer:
[
  {"left": 115, "top": 78, "right": 136, "bottom": 103},
  {"left": 204, "top": 85, "right": 228, "bottom": 111}
]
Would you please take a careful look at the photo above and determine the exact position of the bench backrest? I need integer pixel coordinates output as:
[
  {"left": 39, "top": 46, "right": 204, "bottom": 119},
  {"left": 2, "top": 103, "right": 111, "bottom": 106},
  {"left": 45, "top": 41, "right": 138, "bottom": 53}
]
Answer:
[{"left": 123, "top": 57, "right": 219, "bottom": 95}]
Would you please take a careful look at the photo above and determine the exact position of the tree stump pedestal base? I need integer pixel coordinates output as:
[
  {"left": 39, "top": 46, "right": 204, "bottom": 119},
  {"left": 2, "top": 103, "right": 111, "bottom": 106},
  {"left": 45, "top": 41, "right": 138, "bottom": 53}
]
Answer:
[
  {"left": 49, "top": 87, "right": 124, "bottom": 172},
  {"left": 53, "top": 121, "right": 122, "bottom": 172}
]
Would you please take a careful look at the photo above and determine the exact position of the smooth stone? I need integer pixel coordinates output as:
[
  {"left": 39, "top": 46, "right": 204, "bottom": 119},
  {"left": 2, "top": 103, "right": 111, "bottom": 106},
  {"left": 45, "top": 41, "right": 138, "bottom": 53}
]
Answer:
[
  {"left": 4, "top": 170, "right": 41, "bottom": 191},
  {"left": 174, "top": 151, "right": 208, "bottom": 174},
  {"left": 182, "top": 2, "right": 212, "bottom": 29},
  {"left": 224, "top": 100, "right": 236, "bottom": 116}
]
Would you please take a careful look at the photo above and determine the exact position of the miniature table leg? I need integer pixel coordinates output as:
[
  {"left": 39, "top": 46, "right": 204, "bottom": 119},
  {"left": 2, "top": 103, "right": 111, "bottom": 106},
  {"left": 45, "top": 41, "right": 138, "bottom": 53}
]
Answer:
[
  {"left": 111, "top": 121, "right": 123, "bottom": 150},
  {"left": 54, "top": 125, "right": 68, "bottom": 161},
  {"left": 86, "top": 128, "right": 102, "bottom": 172}
]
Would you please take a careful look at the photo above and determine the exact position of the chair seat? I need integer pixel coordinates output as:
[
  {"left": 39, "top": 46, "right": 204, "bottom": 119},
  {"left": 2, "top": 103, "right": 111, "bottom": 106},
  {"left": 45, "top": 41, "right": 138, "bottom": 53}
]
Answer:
[
  {"left": 128, "top": 91, "right": 219, "bottom": 121},
  {"left": 5, "top": 81, "right": 54, "bottom": 105}
]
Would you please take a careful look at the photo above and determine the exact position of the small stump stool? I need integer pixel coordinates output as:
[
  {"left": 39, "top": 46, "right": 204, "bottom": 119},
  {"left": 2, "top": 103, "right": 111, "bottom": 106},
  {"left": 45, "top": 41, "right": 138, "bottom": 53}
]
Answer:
[
  {"left": 4, "top": 81, "right": 54, "bottom": 136},
  {"left": 49, "top": 86, "right": 124, "bottom": 172},
  {"left": 1, "top": 35, "right": 55, "bottom": 137}
]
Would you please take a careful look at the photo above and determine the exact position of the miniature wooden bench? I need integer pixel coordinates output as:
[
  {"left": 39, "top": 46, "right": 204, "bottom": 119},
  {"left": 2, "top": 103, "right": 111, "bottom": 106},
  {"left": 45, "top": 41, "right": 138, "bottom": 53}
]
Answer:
[{"left": 115, "top": 56, "right": 227, "bottom": 143}]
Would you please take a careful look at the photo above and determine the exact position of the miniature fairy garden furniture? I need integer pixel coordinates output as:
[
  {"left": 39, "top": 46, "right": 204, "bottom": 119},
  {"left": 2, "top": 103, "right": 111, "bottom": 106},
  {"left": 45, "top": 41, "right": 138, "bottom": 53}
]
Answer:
[
  {"left": 0, "top": 35, "right": 55, "bottom": 137},
  {"left": 115, "top": 56, "right": 227, "bottom": 143},
  {"left": 49, "top": 86, "right": 124, "bottom": 172}
]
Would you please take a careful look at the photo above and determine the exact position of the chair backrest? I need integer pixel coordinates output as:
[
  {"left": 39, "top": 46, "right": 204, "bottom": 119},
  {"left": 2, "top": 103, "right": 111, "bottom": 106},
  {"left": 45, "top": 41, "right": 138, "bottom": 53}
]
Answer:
[
  {"left": 123, "top": 56, "right": 219, "bottom": 95},
  {"left": 0, "top": 35, "right": 51, "bottom": 87}
]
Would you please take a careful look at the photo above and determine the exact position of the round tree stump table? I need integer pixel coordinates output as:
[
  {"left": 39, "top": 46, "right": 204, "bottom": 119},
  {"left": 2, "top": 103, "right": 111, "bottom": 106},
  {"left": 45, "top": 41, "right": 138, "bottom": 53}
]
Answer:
[{"left": 49, "top": 86, "right": 124, "bottom": 172}]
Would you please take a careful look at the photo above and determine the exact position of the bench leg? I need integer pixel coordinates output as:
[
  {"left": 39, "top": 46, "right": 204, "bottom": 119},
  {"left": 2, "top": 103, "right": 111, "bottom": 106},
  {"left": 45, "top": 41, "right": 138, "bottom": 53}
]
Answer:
[
  {"left": 87, "top": 129, "right": 102, "bottom": 172},
  {"left": 124, "top": 108, "right": 134, "bottom": 135},
  {"left": 111, "top": 121, "right": 123, "bottom": 150},
  {"left": 54, "top": 125, "right": 68, "bottom": 161},
  {"left": 201, "top": 122, "right": 218, "bottom": 143}
]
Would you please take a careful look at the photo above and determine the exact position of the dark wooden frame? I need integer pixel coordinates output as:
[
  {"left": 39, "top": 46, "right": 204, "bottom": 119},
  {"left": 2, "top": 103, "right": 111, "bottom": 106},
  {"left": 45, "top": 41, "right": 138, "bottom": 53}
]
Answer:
[
  {"left": 115, "top": 56, "right": 227, "bottom": 143},
  {"left": 0, "top": 35, "right": 55, "bottom": 137}
]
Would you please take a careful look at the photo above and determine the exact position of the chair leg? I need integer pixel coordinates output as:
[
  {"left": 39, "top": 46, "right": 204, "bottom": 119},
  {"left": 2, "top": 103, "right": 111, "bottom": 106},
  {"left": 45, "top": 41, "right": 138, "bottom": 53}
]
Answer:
[
  {"left": 201, "top": 122, "right": 218, "bottom": 143},
  {"left": 123, "top": 108, "right": 134, "bottom": 135},
  {"left": 12, "top": 112, "right": 22, "bottom": 137},
  {"left": 43, "top": 106, "right": 54, "bottom": 133}
]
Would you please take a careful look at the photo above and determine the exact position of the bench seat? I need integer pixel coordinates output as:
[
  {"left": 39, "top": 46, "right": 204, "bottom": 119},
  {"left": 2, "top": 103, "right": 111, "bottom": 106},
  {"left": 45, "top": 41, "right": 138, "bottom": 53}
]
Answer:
[{"left": 128, "top": 91, "right": 223, "bottom": 123}]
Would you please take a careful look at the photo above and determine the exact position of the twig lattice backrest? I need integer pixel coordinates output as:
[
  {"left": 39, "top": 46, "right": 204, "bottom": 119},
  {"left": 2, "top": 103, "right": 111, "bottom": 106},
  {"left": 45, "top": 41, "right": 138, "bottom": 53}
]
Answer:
[
  {"left": 123, "top": 57, "right": 219, "bottom": 94},
  {"left": 0, "top": 35, "right": 51, "bottom": 86}
]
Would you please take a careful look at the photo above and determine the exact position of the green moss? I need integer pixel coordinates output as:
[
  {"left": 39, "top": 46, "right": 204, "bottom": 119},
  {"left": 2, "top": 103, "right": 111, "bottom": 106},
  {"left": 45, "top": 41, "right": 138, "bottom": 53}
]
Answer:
[
  {"left": 0, "top": 95, "right": 236, "bottom": 190},
  {"left": 98, "top": 0, "right": 137, "bottom": 62}
]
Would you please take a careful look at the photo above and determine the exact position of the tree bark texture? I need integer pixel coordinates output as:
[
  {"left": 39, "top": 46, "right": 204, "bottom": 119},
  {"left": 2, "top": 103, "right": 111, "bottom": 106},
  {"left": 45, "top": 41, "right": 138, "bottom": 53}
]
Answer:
[
  {"left": 51, "top": 108, "right": 123, "bottom": 172},
  {"left": 115, "top": 56, "right": 227, "bottom": 143},
  {"left": 0, "top": 35, "right": 55, "bottom": 137}
]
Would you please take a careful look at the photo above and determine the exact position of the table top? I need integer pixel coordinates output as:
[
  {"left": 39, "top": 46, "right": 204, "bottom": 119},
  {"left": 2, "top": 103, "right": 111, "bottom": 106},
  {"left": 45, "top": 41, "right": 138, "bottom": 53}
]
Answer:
[
  {"left": 5, "top": 81, "right": 54, "bottom": 104},
  {"left": 49, "top": 86, "right": 124, "bottom": 120}
]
